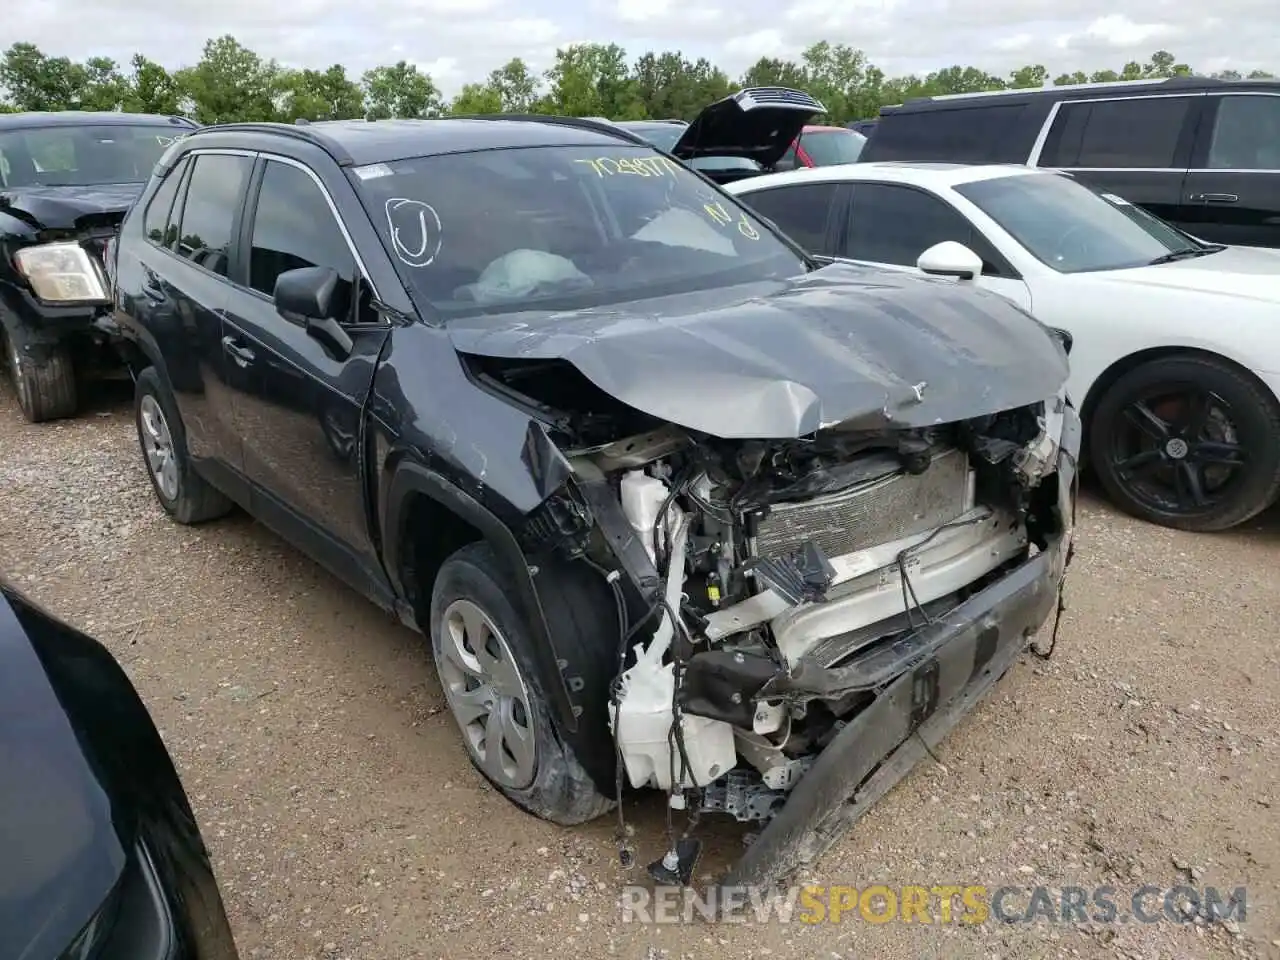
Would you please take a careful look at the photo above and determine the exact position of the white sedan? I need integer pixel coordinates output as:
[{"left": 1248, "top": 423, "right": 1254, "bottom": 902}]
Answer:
[{"left": 724, "top": 162, "right": 1280, "bottom": 533}]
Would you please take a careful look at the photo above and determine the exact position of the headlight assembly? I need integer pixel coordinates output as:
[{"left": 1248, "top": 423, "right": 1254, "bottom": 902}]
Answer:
[{"left": 13, "top": 241, "right": 109, "bottom": 303}]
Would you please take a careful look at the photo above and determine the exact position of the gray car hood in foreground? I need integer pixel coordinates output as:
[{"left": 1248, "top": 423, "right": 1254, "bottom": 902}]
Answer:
[{"left": 447, "top": 262, "right": 1070, "bottom": 439}]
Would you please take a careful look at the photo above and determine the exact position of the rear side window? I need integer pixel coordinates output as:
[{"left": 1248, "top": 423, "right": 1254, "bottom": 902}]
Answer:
[
  {"left": 143, "top": 157, "right": 188, "bottom": 246},
  {"left": 1040, "top": 97, "right": 1193, "bottom": 169},
  {"left": 739, "top": 182, "right": 840, "bottom": 254},
  {"left": 1206, "top": 94, "right": 1280, "bottom": 169},
  {"left": 862, "top": 104, "right": 1025, "bottom": 163},
  {"left": 173, "top": 154, "right": 253, "bottom": 278}
]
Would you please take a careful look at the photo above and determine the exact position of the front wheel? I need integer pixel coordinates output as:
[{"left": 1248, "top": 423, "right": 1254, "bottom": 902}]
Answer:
[
  {"left": 4, "top": 325, "right": 77, "bottom": 423},
  {"left": 429, "top": 542, "right": 615, "bottom": 826},
  {"left": 1090, "top": 355, "right": 1280, "bottom": 532}
]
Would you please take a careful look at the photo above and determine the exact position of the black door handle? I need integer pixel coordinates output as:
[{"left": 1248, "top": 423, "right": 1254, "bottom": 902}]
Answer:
[
  {"left": 1188, "top": 193, "right": 1239, "bottom": 203},
  {"left": 221, "top": 336, "right": 256, "bottom": 367}
]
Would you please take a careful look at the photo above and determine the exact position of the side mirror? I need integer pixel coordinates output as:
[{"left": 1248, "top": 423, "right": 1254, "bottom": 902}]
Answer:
[
  {"left": 274, "top": 266, "right": 353, "bottom": 359},
  {"left": 916, "top": 241, "right": 984, "bottom": 281}
]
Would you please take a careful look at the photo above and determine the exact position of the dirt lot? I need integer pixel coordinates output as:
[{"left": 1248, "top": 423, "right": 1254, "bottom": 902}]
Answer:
[{"left": 1, "top": 378, "right": 1278, "bottom": 960}]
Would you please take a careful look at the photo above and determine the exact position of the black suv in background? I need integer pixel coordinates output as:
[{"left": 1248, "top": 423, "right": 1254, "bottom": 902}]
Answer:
[
  {"left": 860, "top": 76, "right": 1280, "bottom": 250},
  {"left": 106, "top": 111, "right": 1076, "bottom": 886},
  {"left": 0, "top": 111, "right": 199, "bottom": 420}
]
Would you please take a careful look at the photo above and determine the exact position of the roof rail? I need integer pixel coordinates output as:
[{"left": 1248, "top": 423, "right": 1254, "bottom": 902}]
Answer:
[
  {"left": 447, "top": 113, "right": 652, "bottom": 147},
  {"left": 185, "top": 120, "right": 356, "bottom": 165},
  {"left": 909, "top": 75, "right": 1232, "bottom": 105}
]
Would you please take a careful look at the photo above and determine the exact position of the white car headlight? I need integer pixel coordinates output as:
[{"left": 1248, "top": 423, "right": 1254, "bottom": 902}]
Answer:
[{"left": 13, "top": 241, "right": 108, "bottom": 303}]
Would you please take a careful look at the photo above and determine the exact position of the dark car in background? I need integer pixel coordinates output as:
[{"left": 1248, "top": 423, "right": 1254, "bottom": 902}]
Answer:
[
  {"left": 859, "top": 75, "right": 1280, "bottom": 249},
  {"left": 0, "top": 577, "right": 239, "bottom": 958},
  {"left": 847, "top": 119, "right": 878, "bottom": 137},
  {"left": 0, "top": 111, "right": 199, "bottom": 421}
]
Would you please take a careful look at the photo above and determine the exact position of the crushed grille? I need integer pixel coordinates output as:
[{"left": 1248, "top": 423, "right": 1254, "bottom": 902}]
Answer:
[{"left": 754, "top": 447, "right": 973, "bottom": 561}]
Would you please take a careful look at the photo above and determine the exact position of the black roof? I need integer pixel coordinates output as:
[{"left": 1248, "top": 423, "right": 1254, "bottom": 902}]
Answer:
[
  {"left": 189, "top": 116, "right": 648, "bottom": 167},
  {"left": 0, "top": 111, "right": 196, "bottom": 131},
  {"left": 882, "top": 75, "right": 1280, "bottom": 115}
]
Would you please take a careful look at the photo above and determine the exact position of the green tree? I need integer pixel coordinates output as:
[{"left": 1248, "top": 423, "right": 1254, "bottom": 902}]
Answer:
[
  {"left": 0, "top": 42, "right": 89, "bottom": 110},
  {"left": 450, "top": 82, "right": 503, "bottom": 114},
  {"left": 361, "top": 61, "right": 444, "bottom": 119},
  {"left": 280, "top": 65, "right": 364, "bottom": 121},
  {"left": 488, "top": 58, "right": 541, "bottom": 112},
  {"left": 175, "top": 36, "right": 283, "bottom": 123},
  {"left": 542, "top": 43, "right": 645, "bottom": 118},
  {"left": 124, "top": 55, "right": 184, "bottom": 114},
  {"left": 632, "top": 51, "right": 731, "bottom": 120},
  {"left": 1008, "top": 64, "right": 1048, "bottom": 89},
  {"left": 740, "top": 56, "right": 810, "bottom": 90}
]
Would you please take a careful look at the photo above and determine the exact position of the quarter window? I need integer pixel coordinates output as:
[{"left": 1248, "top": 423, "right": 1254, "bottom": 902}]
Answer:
[
  {"left": 738, "top": 183, "right": 840, "bottom": 254},
  {"left": 1206, "top": 95, "right": 1280, "bottom": 170},
  {"left": 1041, "top": 97, "right": 1193, "bottom": 169},
  {"left": 173, "top": 154, "right": 252, "bottom": 278},
  {"left": 248, "top": 161, "right": 356, "bottom": 314}
]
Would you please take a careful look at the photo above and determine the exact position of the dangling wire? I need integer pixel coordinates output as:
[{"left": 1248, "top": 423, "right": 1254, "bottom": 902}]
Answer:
[{"left": 1031, "top": 461, "right": 1081, "bottom": 661}]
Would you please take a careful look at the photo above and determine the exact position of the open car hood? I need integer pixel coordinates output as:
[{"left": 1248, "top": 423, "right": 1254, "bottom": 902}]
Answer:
[
  {"left": 446, "top": 262, "right": 1070, "bottom": 440},
  {"left": 672, "top": 87, "right": 826, "bottom": 168}
]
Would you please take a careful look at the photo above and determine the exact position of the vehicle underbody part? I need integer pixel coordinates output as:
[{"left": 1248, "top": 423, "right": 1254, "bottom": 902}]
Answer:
[{"left": 509, "top": 377, "right": 1079, "bottom": 887}]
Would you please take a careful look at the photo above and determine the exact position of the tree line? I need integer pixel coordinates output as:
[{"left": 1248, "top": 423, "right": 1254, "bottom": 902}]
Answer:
[{"left": 1, "top": 37, "right": 1275, "bottom": 126}]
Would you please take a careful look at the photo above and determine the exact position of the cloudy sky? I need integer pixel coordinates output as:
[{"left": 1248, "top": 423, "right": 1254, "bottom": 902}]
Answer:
[{"left": 17, "top": 0, "right": 1280, "bottom": 96}]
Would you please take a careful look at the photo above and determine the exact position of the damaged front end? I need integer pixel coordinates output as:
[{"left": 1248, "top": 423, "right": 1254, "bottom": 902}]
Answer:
[{"left": 498, "top": 347, "right": 1081, "bottom": 888}]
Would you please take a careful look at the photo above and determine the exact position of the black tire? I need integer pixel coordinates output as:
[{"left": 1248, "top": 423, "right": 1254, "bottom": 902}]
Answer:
[
  {"left": 3, "top": 325, "right": 77, "bottom": 422},
  {"left": 430, "top": 542, "right": 615, "bottom": 826},
  {"left": 1090, "top": 354, "right": 1280, "bottom": 532},
  {"left": 133, "top": 366, "right": 233, "bottom": 524}
]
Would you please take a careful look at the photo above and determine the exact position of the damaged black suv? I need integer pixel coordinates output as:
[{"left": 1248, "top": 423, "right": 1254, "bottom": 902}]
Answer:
[
  {"left": 0, "top": 111, "right": 198, "bottom": 421},
  {"left": 108, "top": 96, "right": 1080, "bottom": 887}
]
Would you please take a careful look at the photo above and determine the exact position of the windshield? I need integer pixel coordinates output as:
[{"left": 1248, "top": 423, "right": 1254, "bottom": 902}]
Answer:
[
  {"left": 0, "top": 124, "right": 186, "bottom": 189},
  {"left": 799, "top": 130, "right": 866, "bottom": 165},
  {"left": 954, "top": 173, "right": 1211, "bottom": 273},
  {"left": 352, "top": 144, "right": 806, "bottom": 319}
]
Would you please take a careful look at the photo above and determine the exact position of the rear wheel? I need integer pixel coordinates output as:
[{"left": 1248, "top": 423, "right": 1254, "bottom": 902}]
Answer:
[
  {"left": 4, "top": 325, "right": 77, "bottom": 423},
  {"left": 1090, "top": 355, "right": 1280, "bottom": 532},
  {"left": 134, "top": 366, "right": 233, "bottom": 524}
]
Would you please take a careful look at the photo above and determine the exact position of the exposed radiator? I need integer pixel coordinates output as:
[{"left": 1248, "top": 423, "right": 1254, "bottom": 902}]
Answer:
[{"left": 754, "top": 447, "right": 974, "bottom": 561}]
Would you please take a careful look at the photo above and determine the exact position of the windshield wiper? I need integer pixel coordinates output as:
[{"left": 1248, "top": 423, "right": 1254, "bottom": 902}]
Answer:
[{"left": 1148, "top": 244, "right": 1226, "bottom": 265}]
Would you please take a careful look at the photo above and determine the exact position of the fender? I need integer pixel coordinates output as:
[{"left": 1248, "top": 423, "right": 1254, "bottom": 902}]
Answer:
[{"left": 382, "top": 461, "right": 579, "bottom": 733}]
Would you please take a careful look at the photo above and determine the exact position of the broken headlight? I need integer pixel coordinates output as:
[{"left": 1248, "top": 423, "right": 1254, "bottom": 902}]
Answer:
[{"left": 13, "top": 241, "right": 109, "bottom": 303}]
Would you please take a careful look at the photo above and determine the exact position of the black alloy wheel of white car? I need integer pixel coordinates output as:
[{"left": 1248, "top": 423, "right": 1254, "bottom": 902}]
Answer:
[
  {"left": 1090, "top": 355, "right": 1280, "bottom": 532},
  {"left": 429, "top": 542, "right": 616, "bottom": 826}
]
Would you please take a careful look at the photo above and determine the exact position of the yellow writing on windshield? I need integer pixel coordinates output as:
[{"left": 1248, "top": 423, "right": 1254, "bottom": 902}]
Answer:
[
  {"left": 575, "top": 156, "right": 684, "bottom": 178},
  {"left": 702, "top": 200, "right": 761, "bottom": 240}
]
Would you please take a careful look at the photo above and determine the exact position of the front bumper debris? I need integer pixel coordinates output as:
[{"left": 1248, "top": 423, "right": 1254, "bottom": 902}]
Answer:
[{"left": 721, "top": 528, "right": 1070, "bottom": 890}]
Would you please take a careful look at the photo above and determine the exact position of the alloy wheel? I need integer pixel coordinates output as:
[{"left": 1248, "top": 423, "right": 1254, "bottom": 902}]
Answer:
[
  {"left": 1108, "top": 386, "right": 1246, "bottom": 516},
  {"left": 139, "top": 394, "right": 180, "bottom": 501},
  {"left": 437, "top": 598, "right": 538, "bottom": 789}
]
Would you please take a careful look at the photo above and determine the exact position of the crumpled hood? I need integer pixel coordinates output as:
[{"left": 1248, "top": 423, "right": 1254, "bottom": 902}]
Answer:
[
  {"left": 1100, "top": 245, "right": 1280, "bottom": 304},
  {"left": 0, "top": 182, "right": 143, "bottom": 231},
  {"left": 447, "top": 262, "right": 1069, "bottom": 439}
]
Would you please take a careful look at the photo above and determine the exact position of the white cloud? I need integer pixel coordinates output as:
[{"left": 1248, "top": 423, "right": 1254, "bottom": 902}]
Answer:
[{"left": 8, "top": 0, "right": 1277, "bottom": 99}]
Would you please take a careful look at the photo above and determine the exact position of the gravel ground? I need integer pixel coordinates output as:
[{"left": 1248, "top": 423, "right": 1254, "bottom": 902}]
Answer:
[{"left": 2, "top": 377, "right": 1278, "bottom": 960}]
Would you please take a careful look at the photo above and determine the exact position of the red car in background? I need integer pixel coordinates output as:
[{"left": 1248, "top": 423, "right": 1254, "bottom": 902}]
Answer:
[{"left": 779, "top": 124, "right": 867, "bottom": 169}]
